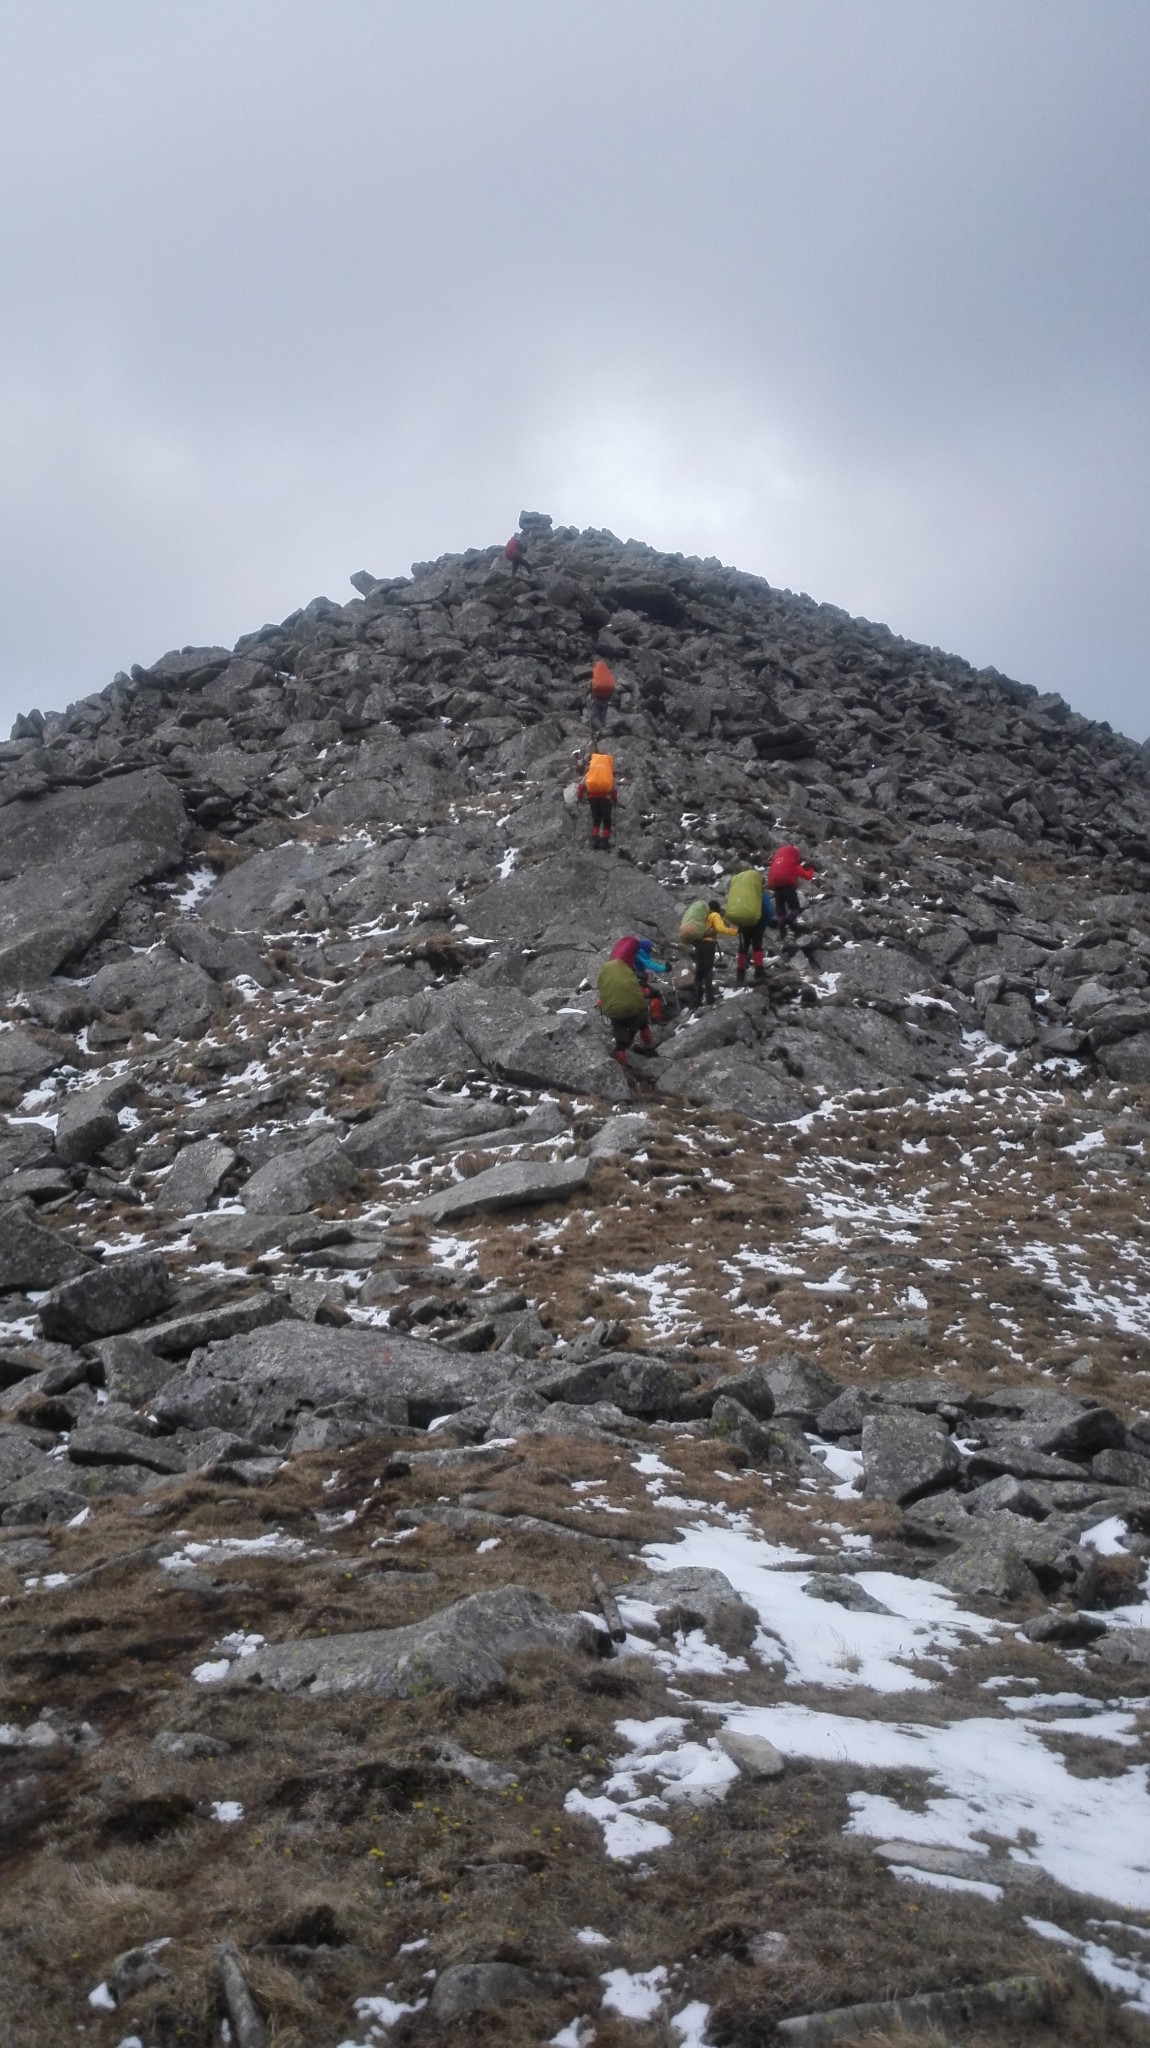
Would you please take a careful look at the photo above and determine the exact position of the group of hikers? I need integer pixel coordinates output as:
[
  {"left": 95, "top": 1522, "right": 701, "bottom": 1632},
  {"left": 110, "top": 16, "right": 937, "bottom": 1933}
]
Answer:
[
  {"left": 563, "top": 650, "right": 814, "bottom": 1065},
  {"left": 500, "top": 534, "right": 816, "bottom": 1068},
  {"left": 594, "top": 844, "right": 815, "bottom": 1065}
]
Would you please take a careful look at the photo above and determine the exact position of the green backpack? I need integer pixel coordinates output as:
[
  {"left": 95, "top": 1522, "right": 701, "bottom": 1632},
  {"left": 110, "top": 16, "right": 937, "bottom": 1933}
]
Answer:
[
  {"left": 679, "top": 899, "right": 710, "bottom": 943},
  {"left": 597, "top": 959, "right": 646, "bottom": 1020},
  {"left": 725, "top": 869, "right": 763, "bottom": 926}
]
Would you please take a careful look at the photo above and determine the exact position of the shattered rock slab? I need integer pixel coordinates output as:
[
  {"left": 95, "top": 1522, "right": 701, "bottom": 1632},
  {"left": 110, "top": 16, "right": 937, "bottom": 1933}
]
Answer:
[{"left": 220, "top": 1584, "right": 596, "bottom": 1699}]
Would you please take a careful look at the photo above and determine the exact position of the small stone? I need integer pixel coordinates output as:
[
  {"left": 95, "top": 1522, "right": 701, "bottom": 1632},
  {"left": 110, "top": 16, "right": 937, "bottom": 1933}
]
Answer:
[{"left": 716, "top": 1729, "right": 785, "bottom": 1779}]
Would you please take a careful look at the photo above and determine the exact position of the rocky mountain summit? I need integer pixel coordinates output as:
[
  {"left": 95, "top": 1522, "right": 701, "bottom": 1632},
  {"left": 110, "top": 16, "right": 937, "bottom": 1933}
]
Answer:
[{"left": 0, "top": 515, "right": 1149, "bottom": 2046}]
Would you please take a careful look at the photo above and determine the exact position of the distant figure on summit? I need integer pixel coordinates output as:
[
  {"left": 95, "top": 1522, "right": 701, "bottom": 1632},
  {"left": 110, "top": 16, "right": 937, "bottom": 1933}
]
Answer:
[
  {"left": 589, "top": 658, "right": 616, "bottom": 737},
  {"left": 503, "top": 532, "right": 526, "bottom": 576},
  {"left": 767, "top": 843, "right": 816, "bottom": 940},
  {"left": 577, "top": 750, "right": 618, "bottom": 851}
]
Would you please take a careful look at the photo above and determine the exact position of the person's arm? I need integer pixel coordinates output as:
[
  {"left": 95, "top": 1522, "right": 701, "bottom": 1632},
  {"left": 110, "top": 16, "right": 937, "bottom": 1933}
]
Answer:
[
  {"left": 798, "top": 863, "right": 815, "bottom": 881},
  {"left": 576, "top": 780, "right": 586, "bottom": 802}
]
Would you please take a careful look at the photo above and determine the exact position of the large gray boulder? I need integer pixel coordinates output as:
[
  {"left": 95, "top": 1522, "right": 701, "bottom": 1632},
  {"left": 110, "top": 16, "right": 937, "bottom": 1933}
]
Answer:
[
  {"left": 38, "top": 1251, "right": 175, "bottom": 1344},
  {"left": 241, "top": 1134, "right": 356, "bottom": 1214},
  {"left": 534, "top": 1350, "right": 694, "bottom": 1420},
  {"left": 0, "top": 1029, "right": 70, "bottom": 1087},
  {"left": 403, "top": 1154, "right": 592, "bottom": 1224},
  {"left": 861, "top": 1410, "right": 960, "bottom": 1505},
  {"left": 617, "top": 1567, "right": 759, "bottom": 1652},
  {"left": 54, "top": 1073, "right": 139, "bottom": 1165},
  {"left": 149, "top": 1321, "right": 533, "bottom": 1439},
  {"left": 0, "top": 770, "right": 189, "bottom": 985},
  {"left": 767, "top": 1355, "right": 844, "bottom": 1427},
  {"left": 88, "top": 950, "right": 222, "bottom": 1041},
  {"left": 220, "top": 1584, "right": 595, "bottom": 1699},
  {"left": 0, "top": 1200, "right": 95, "bottom": 1292},
  {"left": 156, "top": 1140, "right": 237, "bottom": 1215}
]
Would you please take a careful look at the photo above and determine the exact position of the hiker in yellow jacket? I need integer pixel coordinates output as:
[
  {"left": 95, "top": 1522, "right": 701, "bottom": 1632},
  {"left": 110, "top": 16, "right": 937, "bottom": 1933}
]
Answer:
[
  {"left": 680, "top": 897, "right": 737, "bottom": 1007},
  {"left": 576, "top": 751, "right": 618, "bottom": 851}
]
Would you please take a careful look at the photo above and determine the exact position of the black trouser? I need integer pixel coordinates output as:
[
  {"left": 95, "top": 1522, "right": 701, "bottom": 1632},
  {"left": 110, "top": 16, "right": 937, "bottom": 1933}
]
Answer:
[
  {"left": 589, "top": 795, "right": 613, "bottom": 843},
  {"left": 772, "top": 885, "right": 801, "bottom": 934},
  {"left": 735, "top": 917, "right": 766, "bottom": 975},
  {"left": 589, "top": 695, "right": 610, "bottom": 737},
  {"left": 692, "top": 938, "right": 717, "bottom": 1002},
  {"left": 611, "top": 1005, "right": 649, "bottom": 1050}
]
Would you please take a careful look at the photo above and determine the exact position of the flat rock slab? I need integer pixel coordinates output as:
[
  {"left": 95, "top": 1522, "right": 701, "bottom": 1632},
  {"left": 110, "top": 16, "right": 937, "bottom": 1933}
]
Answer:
[
  {"left": 775, "top": 1974, "right": 1050, "bottom": 2044},
  {"left": 39, "top": 1252, "right": 175, "bottom": 1344},
  {"left": 0, "top": 770, "right": 189, "bottom": 986},
  {"left": 220, "top": 1584, "right": 595, "bottom": 1700},
  {"left": 156, "top": 1139, "right": 238, "bottom": 1216},
  {"left": 241, "top": 1134, "right": 356, "bottom": 1215},
  {"left": 150, "top": 1320, "right": 537, "bottom": 1439},
  {"left": 428, "top": 1962, "right": 573, "bottom": 2024},
  {"left": 535, "top": 1350, "right": 695, "bottom": 1421},
  {"left": 403, "top": 1154, "right": 592, "bottom": 1224}
]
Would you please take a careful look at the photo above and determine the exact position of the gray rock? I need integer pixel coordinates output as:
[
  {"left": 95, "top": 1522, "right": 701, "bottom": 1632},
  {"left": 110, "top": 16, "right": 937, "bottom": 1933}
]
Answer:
[
  {"left": 715, "top": 1728, "right": 786, "bottom": 1779},
  {"left": 934, "top": 1525, "right": 1038, "bottom": 1601},
  {"left": 587, "top": 1112, "right": 650, "bottom": 1158},
  {"left": 0, "top": 770, "right": 189, "bottom": 986},
  {"left": 1022, "top": 1609, "right": 1107, "bottom": 1647},
  {"left": 812, "top": 942, "right": 933, "bottom": 1002},
  {"left": 151, "top": 1728, "right": 232, "bottom": 1760},
  {"left": 221, "top": 1583, "right": 595, "bottom": 1699},
  {"left": 964, "top": 1474, "right": 1046, "bottom": 1519},
  {"left": 66, "top": 1424, "right": 187, "bottom": 1474},
  {"left": 816, "top": 1387, "right": 875, "bottom": 1437},
  {"left": 428, "top": 1962, "right": 571, "bottom": 2025},
  {"left": 39, "top": 1252, "right": 176, "bottom": 1344},
  {"left": 149, "top": 1321, "right": 528, "bottom": 1439},
  {"left": 342, "top": 1097, "right": 519, "bottom": 1169},
  {"left": 712, "top": 1363, "right": 776, "bottom": 1421},
  {"left": 1091, "top": 1446, "right": 1150, "bottom": 1487},
  {"left": 767, "top": 1355, "right": 844, "bottom": 1428},
  {"left": 166, "top": 918, "right": 273, "bottom": 987},
  {"left": 156, "top": 1140, "right": 237, "bottom": 1214},
  {"left": 0, "top": 1200, "right": 95, "bottom": 1293},
  {"left": 0, "top": 1028, "right": 70, "bottom": 1085},
  {"left": 1098, "top": 1030, "right": 1150, "bottom": 1082},
  {"left": 861, "top": 1411, "right": 960, "bottom": 1505},
  {"left": 534, "top": 1350, "right": 693, "bottom": 1420},
  {"left": 403, "top": 1154, "right": 592, "bottom": 1224},
  {"left": 138, "top": 1289, "right": 295, "bottom": 1357},
  {"left": 0, "top": 1425, "right": 54, "bottom": 1487},
  {"left": 775, "top": 1976, "right": 1050, "bottom": 2045},
  {"left": 710, "top": 1393, "right": 776, "bottom": 1461},
  {"left": 804, "top": 1574, "right": 893, "bottom": 1614},
  {"left": 88, "top": 950, "right": 222, "bottom": 1040},
  {"left": 241, "top": 1134, "right": 356, "bottom": 1214},
  {"left": 617, "top": 1567, "right": 758, "bottom": 1652},
  {"left": 1094, "top": 1627, "right": 1150, "bottom": 1670},
  {"left": 94, "top": 1335, "right": 174, "bottom": 1407},
  {"left": 54, "top": 1073, "right": 139, "bottom": 1165}
]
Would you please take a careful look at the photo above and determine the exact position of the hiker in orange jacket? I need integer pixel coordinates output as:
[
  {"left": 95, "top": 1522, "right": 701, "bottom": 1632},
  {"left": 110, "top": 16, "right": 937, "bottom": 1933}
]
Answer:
[
  {"left": 589, "top": 658, "right": 616, "bottom": 738},
  {"left": 576, "top": 751, "right": 618, "bottom": 851},
  {"left": 767, "top": 843, "right": 815, "bottom": 939}
]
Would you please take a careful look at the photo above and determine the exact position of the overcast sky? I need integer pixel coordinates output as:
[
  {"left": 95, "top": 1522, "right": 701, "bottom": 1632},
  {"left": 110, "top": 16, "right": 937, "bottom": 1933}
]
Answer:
[{"left": 1, "top": 1, "right": 1147, "bottom": 737}]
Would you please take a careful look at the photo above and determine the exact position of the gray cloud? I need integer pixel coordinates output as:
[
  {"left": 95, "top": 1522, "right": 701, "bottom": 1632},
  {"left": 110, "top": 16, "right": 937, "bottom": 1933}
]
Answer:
[{"left": 1, "top": 0, "right": 1147, "bottom": 734}]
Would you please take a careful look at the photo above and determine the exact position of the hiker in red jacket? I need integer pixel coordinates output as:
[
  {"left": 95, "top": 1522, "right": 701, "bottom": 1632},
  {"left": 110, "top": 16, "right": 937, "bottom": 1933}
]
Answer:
[
  {"left": 767, "top": 844, "right": 815, "bottom": 939},
  {"left": 504, "top": 533, "right": 526, "bottom": 576}
]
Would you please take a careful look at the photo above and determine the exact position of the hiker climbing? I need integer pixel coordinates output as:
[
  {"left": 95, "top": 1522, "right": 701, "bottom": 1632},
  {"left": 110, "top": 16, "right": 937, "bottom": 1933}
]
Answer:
[
  {"left": 597, "top": 952, "right": 658, "bottom": 1065},
  {"left": 679, "top": 897, "right": 737, "bottom": 1007},
  {"left": 609, "top": 933, "right": 669, "bottom": 1021},
  {"left": 767, "top": 842, "right": 815, "bottom": 939},
  {"left": 503, "top": 532, "right": 526, "bottom": 576},
  {"left": 589, "top": 657, "right": 616, "bottom": 737},
  {"left": 577, "top": 750, "right": 618, "bottom": 851},
  {"left": 725, "top": 866, "right": 773, "bottom": 985}
]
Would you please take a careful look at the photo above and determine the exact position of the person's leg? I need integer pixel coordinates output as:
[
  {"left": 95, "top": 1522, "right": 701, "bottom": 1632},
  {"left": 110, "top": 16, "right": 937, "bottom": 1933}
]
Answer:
[
  {"left": 735, "top": 928, "right": 748, "bottom": 985},
  {"left": 599, "top": 800, "right": 612, "bottom": 851},
  {"left": 589, "top": 796, "right": 606, "bottom": 846},
  {"left": 750, "top": 916, "right": 767, "bottom": 981},
  {"left": 589, "top": 697, "right": 605, "bottom": 738},
  {"left": 691, "top": 942, "right": 706, "bottom": 1004},
  {"left": 701, "top": 939, "right": 716, "bottom": 1002}
]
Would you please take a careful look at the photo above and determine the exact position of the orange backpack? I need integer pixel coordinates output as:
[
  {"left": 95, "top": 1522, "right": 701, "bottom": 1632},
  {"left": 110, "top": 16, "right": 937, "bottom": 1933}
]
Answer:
[
  {"left": 591, "top": 660, "right": 617, "bottom": 700},
  {"left": 585, "top": 753, "right": 615, "bottom": 797}
]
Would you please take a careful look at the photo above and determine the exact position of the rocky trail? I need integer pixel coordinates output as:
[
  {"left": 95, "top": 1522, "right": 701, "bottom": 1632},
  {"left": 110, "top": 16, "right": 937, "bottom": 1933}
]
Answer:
[{"left": 0, "top": 515, "right": 1148, "bottom": 2044}]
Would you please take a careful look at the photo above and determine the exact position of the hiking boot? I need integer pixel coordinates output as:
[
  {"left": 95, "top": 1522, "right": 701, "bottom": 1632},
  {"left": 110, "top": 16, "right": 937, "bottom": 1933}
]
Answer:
[
  {"left": 612, "top": 1047, "right": 629, "bottom": 1065},
  {"left": 704, "top": 990, "right": 716, "bottom": 1005},
  {"left": 753, "top": 968, "right": 766, "bottom": 985},
  {"left": 735, "top": 969, "right": 746, "bottom": 987},
  {"left": 633, "top": 1042, "right": 659, "bottom": 1058}
]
